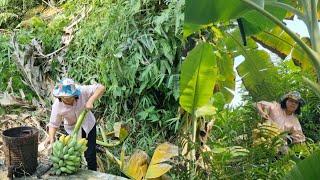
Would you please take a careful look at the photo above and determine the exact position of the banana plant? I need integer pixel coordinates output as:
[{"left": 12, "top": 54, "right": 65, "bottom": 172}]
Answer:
[
  {"left": 179, "top": 42, "right": 218, "bottom": 145},
  {"left": 185, "top": 0, "right": 320, "bottom": 98},
  {"left": 179, "top": 41, "right": 221, "bottom": 175}
]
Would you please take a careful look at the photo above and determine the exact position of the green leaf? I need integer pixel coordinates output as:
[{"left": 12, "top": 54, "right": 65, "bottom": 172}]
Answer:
[
  {"left": 184, "top": 0, "right": 287, "bottom": 37},
  {"left": 183, "top": 23, "right": 206, "bottom": 38},
  {"left": 179, "top": 42, "right": 218, "bottom": 113},
  {"left": 113, "top": 122, "right": 129, "bottom": 142},
  {"left": 284, "top": 150, "right": 320, "bottom": 180},
  {"left": 252, "top": 27, "right": 295, "bottom": 58},
  {"left": 241, "top": 4, "right": 287, "bottom": 35},
  {"left": 0, "top": 12, "right": 18, "bottom": 26},
  {"left": 252, "top": 27, "right": 315, "bottom": 74},
  {"left": 223, "top": 29, "right": 258, "bottom": 53},
  {"left": 302, "top": 77, "right": 320, "bottom": 99},
  {"left": 237, "top": 50, "right": 280, "bottom": 101},
  {"left": 211, "top": 147, "right": 228, "bottom": 153},
  {"left": 211, "top": 92, "right": 227, "bottom": 112},
  {"left": 185, "top": 0, "right": 249, "bottom": 25},
  {"left": 216, "top": 52, "right": 235, "bottom": 103}
]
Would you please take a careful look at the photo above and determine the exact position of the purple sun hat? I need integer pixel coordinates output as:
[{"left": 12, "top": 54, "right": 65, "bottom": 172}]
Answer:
[{"left": 52, "top": 78, "right": 81, "bottom": 97}]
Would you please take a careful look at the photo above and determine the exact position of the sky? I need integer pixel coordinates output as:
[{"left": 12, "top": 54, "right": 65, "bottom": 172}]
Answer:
[{"left": 229, "top": 16, "right": 310, "bottom": 107}]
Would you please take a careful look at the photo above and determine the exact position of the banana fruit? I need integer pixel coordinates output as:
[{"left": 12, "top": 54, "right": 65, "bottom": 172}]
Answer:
[
  {"left": 51, "top": 135, "right": 88, "bottom": 175},
  {"left": 252, "top": 121, "right": 285, "bottom": 148}
]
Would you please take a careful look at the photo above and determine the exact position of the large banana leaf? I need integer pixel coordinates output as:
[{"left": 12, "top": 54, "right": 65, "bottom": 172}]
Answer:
[
  {"left": 184, "top": 0, "right": 249, "bottom": 38},
  {"left": 179, "top": 42, "right": 218, "bottom": 113},
  {"left": 223, "top": 29, "right": 259, "bottom": 54},
  {"left": 216, "top": 52, "right": 235, "bottom": 103},
  {"left": 284, "top": 150, "right": 320, "bottom": 180},
  {"left": 237, "top": 50, "right": 280, "bottom": 101},
  {"left": 185, "top": 0, "right": 287, "bottom": 37},
  {"left": 292, "top": 37, "right": 314, "bottom": 73},
  {"left": 241, "top": 4, "right": 287, "bottom": 35},
  {"left": 185, "top": 0, "right": 249, "bottom": 25},
  {"left": 252, "top": 27, "right": 295, "bottom": 58},
  {"left": 252, "top": 27, "right": 314, "bottom": 73}
]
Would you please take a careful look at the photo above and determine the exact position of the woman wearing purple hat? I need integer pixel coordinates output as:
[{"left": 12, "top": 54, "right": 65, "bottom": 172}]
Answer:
[
  {"left": 44, "top": 78, "right": 105, "bottom": 171},
  {"left": 256, "top": 91, "right": 306, "bottom": 144}
]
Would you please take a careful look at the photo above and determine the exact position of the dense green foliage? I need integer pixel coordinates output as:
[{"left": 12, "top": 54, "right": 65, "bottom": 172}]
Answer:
[
  {"left": 0, "top": 0, "right": 184, "bottom": 176},
  {"left": 2, "top": 0, "right": 320, "bottom": 179}
]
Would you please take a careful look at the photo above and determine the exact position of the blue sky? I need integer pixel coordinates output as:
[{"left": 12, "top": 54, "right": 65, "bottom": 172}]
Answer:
[{"left": 229, "top": 17, "right": 310, "bottom": 107}]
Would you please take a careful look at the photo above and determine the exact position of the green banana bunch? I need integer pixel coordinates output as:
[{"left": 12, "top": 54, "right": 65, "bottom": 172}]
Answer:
[
  {"left": 252, "top": 121, "right": 285, "bottom": 148},
  {"left": 50, "top": 135, "right": 88, "bottom": 175},
  {"left": 50, "top": 110, "right": 89, "bottom": 175}
]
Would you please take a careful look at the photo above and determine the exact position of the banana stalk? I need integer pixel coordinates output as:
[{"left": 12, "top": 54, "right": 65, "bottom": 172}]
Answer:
[
  {"left": 72, "top": 110, "right": 89, "bottom": 137},
  {"left": 97, "top": 126, "right": 121, "bottom": 166}
]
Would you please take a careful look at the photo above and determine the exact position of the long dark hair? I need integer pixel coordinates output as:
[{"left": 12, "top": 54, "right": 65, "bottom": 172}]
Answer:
[{"left": 280, "top": 98, "right": 302, "bottom": 115}]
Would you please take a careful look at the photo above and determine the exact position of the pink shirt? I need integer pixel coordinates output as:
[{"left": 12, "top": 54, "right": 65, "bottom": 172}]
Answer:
[
  {"left": 48, "top": 84, "right": 102, "bottom": 135},
  {"left": 257, "top": 101, "right": 306, "bottom": 143}
]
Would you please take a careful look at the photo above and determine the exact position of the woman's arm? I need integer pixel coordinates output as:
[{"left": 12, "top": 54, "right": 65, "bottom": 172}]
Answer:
[
  {"left": 290, "top": 120, "right": 306, "bottom": 144},
  {"left": 85, "top": 84, "right": 106, "bottom": 109},
  {"left": 48, "top": 126, "right": 58, "bottom": 144},
  {"left": 256, "top": 101, "right": 271, "bottom": 120},
  {"left": 45, "top": 100, "right": 63, "bottom": 147}
]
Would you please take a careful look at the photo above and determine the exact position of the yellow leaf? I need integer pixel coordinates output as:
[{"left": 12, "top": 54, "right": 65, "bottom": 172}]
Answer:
[
  {"left": 145, "top": 142, "right": 178, "bottom": 179},
  {"left": 122, "top": 150, "right": 149, "bottom": 180},
  {"left": 195, "top": 105, "right": 216, "bottom": 118},
  {"left": 149, "top": 142, "right": 178, "bottom": 165},
  {"left": 114, "top": 122, "right": 129, "bottom": 141},
  {"left": 145, "top": 164, "right": 172, "bottom": 179}
]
